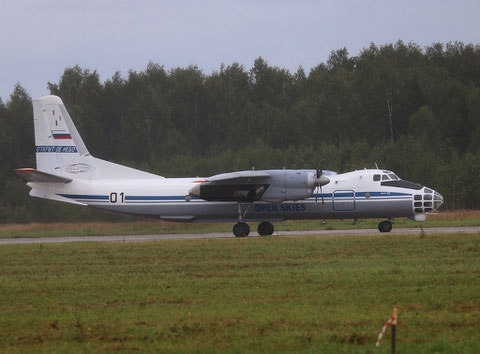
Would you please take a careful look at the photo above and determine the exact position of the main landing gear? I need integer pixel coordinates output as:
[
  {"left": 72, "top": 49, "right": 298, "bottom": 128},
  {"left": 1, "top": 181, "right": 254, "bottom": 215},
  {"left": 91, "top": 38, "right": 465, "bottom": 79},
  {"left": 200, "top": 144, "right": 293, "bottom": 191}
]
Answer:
[
  {"left": 232, "top": 221, "right": 275, "bottom": 237},
  {"left": 257, "top": 221, "right": 274, "bottom": 236},
  {"left": 378, "top": 220, "right": 393, "bottom": 233},
  {"left": 233, "top": 222, "right": 250, "bottom": 237},
  {"left": 233, "top": 202, "right": 274, "bottom": 237}
]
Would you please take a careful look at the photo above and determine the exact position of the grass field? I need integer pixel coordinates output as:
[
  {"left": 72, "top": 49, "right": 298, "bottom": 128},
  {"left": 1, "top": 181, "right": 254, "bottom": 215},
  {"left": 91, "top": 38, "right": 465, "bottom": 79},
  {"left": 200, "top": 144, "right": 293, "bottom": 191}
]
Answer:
[
  {"left": 1, "top": 210, "right": 480, "bottom": 239},
  {"left": 0, "top": 233, "right": 479, "bottom": 352}
]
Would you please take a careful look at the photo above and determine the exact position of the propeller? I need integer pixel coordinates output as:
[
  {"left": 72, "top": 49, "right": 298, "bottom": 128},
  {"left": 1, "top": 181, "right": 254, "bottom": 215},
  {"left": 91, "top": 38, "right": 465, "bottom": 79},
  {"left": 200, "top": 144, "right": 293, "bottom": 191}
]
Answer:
[{"left": 314, "top": 168, "right": 330, "bottom": 205}]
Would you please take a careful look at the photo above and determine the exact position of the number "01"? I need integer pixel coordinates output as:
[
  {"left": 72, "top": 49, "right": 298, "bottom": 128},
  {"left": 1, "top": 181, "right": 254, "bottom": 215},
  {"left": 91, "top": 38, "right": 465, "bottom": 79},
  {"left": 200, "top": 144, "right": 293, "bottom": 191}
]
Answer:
[{"left": 110, "top": 192, "right": 125, "bottom": 203}]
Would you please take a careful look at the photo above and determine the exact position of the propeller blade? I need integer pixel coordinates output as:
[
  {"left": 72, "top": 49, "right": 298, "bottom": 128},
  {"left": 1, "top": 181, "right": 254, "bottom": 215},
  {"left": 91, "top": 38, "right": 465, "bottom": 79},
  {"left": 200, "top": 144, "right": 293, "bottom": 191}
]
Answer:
[{"left": 314, "top": 168, "right": 329, "bottom": 206}]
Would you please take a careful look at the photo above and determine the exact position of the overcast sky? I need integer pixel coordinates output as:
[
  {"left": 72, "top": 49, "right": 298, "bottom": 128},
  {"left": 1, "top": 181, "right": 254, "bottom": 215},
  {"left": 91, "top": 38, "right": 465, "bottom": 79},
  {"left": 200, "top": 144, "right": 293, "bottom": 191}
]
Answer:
[{"left": 1, "top": 0, "right": 479, "bottom": 102}]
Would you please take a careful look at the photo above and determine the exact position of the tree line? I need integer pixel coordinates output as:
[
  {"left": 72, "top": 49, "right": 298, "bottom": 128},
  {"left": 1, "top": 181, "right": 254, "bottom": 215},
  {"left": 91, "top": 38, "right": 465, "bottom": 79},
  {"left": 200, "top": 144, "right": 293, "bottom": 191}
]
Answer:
[{"left": 1, "top": 41, "right": 480, "bottom": 223}]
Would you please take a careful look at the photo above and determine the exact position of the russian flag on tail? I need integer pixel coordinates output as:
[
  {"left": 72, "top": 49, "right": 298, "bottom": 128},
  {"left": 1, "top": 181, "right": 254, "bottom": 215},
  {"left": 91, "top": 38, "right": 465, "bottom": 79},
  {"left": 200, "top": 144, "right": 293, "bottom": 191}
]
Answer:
[{"left": 53, "top": 133, "right": 72, "bottom": 139}]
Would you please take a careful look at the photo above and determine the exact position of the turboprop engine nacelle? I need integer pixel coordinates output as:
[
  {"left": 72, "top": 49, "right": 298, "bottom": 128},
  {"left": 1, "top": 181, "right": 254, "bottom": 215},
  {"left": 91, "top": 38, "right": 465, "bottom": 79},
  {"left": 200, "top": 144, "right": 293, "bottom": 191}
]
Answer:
[
  {"left": 189, "top": 169, "right": 330, "bottom": 203},
  {"left": 260, "top": 170, "right": 330, "bottom": 203}
]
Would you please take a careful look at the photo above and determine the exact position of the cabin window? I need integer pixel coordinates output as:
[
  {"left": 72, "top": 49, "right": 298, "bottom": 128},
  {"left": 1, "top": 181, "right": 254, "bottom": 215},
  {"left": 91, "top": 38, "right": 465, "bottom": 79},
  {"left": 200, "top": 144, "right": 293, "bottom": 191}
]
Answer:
[
  {"left": 373, "top": 174, "right": 380, "bottom": 181},
  {"left": 424, "top": 202, "right": 432, "bottom": 207},
  {"left": 414, "top": 202, "right": 422, "bottom": 207},
  {"left": 382, "top": 175, "right": 389, "bottom": 181},
  {"left": 424, "top": 195, "right": 432, "bottom": 200},
  {"left": 414, "top": 195, "right": 422, "bottom": 200}
]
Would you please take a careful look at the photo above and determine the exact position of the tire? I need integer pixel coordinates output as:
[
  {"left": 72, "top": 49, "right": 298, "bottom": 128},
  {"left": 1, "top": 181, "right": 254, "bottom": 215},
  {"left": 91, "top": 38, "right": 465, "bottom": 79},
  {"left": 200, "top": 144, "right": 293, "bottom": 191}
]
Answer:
[
  {"left": 257, "top": 222, "right": 274, "bottom": 236},
  {"left": 233, "top": 222, "right": 250, "bottom": 237},
  {"left": 378, "top": 220, "right": 393, "bottom": 233}
]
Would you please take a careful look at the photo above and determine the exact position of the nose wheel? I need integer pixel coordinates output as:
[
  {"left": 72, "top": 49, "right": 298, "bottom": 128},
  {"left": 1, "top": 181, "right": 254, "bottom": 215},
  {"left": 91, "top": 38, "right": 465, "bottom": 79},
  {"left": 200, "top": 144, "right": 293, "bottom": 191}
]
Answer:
[
  {"left": 233, "top": 222, "right": 250, "bottom": 237},
  {"left": 378, "top": 220, "right": 393, "bottom": 233}
]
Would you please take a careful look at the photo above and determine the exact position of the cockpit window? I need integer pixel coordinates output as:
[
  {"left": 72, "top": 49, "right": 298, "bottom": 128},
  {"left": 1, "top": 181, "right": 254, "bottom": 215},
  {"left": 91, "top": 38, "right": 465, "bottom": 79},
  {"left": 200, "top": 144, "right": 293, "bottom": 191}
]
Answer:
[
  {"left": 373, "top": 174, "right": 381, "bottom": 181},
  {"left": 424, "top": 188, "right": 433, "bottom": 193},
  {"left": 382, "top": 174, "right": 389, "bottom": 181},
  {"left": 388, "top": 174, "right": 399, "bottom": 180}
]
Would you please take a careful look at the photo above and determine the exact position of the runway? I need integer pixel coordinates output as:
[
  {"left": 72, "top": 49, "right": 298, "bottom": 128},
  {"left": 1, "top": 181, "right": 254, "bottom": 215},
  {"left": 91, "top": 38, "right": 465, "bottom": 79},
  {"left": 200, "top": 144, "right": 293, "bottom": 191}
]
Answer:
[{"left": 0, "top": 226, "right": 479, "bottom": 245}]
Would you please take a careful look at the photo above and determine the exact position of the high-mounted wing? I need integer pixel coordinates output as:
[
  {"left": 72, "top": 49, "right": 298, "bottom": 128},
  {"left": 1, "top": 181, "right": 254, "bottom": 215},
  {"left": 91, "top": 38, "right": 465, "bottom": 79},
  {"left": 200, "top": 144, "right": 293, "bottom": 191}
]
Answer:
[
  {"left": 189, "top": 171, "right": 271, "bottom": 202},
  {"left": 190, "top": 169, "right": 330, "bottom": 203}
]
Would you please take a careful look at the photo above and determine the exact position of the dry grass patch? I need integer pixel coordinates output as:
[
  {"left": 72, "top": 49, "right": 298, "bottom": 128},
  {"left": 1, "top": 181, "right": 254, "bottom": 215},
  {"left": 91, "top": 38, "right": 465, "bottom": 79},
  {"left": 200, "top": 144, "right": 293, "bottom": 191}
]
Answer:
[
  {"left": 428, "top": 209, "right": 480, "bottom": 221},
  {"left": 0, "top": 220, "right": 164, "bottom": 233}
]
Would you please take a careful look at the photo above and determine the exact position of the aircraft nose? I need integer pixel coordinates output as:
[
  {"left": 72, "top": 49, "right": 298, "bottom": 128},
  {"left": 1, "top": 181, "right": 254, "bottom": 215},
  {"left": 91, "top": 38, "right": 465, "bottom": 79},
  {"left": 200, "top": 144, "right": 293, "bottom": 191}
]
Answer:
[
  {"left": 412, "top": 187, "right": 443, "bottom": 220},
  {"left": 413, "top": 187, "right": 443, "bottom": 214},
  {"left": 433, "top": 190, "right": 444, "bottom": 210}
]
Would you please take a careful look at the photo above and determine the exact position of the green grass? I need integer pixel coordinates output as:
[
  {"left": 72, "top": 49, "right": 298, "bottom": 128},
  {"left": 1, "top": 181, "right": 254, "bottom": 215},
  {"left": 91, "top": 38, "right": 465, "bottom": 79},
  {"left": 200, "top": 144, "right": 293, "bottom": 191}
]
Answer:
[
  {"left": 1, "top": 209, "right": 480, "bottom": 239},
  {"left": 0, "top": 233, "right": 479, "bottom": 352}
]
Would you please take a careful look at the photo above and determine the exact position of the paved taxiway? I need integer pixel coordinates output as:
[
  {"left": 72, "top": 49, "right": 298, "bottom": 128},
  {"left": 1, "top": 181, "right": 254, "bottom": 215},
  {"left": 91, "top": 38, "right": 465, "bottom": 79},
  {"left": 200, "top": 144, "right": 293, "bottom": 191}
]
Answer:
[{"left": 0, "top": 226, "right": 479, "bottom": 245}]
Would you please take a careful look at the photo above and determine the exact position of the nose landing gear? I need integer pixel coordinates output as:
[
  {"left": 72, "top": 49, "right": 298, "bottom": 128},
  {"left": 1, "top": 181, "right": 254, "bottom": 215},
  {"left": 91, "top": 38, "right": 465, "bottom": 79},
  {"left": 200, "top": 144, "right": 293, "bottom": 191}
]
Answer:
[{"left": 378, "top": 220, "right": 393, "bottom": 233}]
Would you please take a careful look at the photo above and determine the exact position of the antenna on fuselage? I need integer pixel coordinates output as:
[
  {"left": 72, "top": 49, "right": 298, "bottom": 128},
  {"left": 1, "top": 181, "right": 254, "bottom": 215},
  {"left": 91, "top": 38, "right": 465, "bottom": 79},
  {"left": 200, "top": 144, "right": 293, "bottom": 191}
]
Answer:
[{"left": 375, "top": 162, "right": 379, "bottom": 169}]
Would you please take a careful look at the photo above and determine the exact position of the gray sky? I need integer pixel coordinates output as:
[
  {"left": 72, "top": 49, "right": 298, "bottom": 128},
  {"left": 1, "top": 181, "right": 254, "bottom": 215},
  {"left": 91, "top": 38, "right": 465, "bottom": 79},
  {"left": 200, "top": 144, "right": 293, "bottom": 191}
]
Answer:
[{"left": 1, "top": 0, "right": 479, "bottom": 102}]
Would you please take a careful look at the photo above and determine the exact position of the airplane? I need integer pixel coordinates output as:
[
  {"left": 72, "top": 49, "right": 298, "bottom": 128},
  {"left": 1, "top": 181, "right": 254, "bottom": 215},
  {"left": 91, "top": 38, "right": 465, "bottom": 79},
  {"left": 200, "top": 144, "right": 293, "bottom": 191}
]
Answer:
[{"left": 16, "top": 95, "right": 444, "bottom": 237}]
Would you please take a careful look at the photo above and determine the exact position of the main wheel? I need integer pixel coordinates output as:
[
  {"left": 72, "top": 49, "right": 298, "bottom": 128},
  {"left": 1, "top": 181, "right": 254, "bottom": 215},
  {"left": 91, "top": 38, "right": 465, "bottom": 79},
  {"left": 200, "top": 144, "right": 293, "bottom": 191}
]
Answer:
[
  {"left": 378, "top": 220, "right": 393, "bottom": 233},
  {"left": 233, "top": 222, "right": 250, "bottom": 237},
  {"left": 257, "top": 221, "right": 274, "bottom": 236}
]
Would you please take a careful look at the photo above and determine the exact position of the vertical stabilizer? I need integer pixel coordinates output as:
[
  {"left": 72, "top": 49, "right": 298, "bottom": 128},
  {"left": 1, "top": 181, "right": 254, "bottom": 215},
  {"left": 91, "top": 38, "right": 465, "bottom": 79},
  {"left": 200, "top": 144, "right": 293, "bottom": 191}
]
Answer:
[
  {"left": 32, "top": 95, "right": 162, "bottom": 180},
  {"left": 33, "top": 95, "right": 93, "bottom": 177}
]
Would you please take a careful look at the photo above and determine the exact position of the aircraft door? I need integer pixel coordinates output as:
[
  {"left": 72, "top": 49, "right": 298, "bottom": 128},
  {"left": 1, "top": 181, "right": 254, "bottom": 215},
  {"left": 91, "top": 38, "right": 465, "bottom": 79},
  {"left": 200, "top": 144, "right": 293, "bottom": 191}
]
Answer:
[{"left": 332, "top": 190, "right": 355, "bottom": 211}]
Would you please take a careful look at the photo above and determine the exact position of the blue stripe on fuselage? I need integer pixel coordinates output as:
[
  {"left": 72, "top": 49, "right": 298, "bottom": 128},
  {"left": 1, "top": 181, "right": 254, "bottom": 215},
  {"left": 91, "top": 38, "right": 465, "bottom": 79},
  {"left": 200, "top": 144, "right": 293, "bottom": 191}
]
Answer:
[
  {"left": 57, "top": 192, "right": 411, "bottom": 203},
  {"left": 58, "top": 194, "right": 109, "bottom": 200},
  {"left": 126, "top": 196, "right": 187, "bottom": 201},
  {"left": 312, "top": 192, "right": 411, "bottom": 198}
]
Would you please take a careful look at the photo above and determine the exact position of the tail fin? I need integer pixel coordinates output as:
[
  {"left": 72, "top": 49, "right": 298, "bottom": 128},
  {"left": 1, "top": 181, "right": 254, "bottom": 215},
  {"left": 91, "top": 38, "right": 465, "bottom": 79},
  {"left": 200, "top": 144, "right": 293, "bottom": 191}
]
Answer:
[
  {"left": 33, "top": 95, "right": 92, "bottom": 176},
  {"left": 32, "top": 95, "right": 161, "bottom": 180}
]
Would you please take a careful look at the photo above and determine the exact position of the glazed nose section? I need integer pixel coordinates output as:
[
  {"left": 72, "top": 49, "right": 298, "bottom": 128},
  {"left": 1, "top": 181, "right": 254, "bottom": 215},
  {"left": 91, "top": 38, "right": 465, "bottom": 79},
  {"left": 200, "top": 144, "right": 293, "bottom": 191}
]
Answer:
[
  {"left": 433, "top": 191, "right": 444, "bottom": 210},
  {"left": 413, "top": 187, "right": 443, "bottom": 214}
]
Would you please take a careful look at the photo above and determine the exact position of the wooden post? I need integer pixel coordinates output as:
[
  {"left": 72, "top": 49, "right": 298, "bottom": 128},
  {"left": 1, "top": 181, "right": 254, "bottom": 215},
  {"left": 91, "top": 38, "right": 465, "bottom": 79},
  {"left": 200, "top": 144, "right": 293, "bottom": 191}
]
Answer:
[{"left": 391, "top": 308, "right": 397, "bottom": 354}]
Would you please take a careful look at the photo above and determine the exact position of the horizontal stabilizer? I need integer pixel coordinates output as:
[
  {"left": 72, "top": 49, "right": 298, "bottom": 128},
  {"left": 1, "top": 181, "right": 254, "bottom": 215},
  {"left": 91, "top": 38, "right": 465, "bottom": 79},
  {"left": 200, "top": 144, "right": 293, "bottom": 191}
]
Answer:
[{"left": 15, "top": 168, "right": 73, "bottom": 183}]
